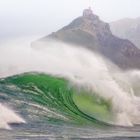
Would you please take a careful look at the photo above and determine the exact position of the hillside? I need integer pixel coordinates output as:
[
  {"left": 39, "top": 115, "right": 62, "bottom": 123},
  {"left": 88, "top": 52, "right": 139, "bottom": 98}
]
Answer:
[
  {"left": 110, "top": 17, "right": 140, "bottom": 48},
  {"left": 38, "top": 9, "right": 140, "bottom": 70}
]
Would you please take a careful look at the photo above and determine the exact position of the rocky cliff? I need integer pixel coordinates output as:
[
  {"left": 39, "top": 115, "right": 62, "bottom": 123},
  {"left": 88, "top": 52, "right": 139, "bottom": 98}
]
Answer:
[{"left": 40, "top": 11, "right": 140, "bottom": 70}]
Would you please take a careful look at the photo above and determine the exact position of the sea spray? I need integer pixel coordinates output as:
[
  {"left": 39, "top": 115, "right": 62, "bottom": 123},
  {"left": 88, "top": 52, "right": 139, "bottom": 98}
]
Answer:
[
  {"left": 0, "top": 39, "right": 140, "bottom": 126},
  {"left": 0, "top": 103, "right": 25, "bottom": 129}
]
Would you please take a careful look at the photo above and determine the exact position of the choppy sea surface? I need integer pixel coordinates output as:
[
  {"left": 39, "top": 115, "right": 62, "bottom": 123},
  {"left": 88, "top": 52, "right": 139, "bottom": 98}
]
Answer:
[
  {"left": 1, "top": 123, "right": 140, "bottom": 140},
  {"left": 0, "top": 73, "right": 140, "bottom": 140}
]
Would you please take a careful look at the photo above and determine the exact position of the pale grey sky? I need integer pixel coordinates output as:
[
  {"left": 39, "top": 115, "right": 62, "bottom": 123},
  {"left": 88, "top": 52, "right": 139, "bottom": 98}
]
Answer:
[{"left": 0, "top": 0, "right": 140, "bottom": 40}]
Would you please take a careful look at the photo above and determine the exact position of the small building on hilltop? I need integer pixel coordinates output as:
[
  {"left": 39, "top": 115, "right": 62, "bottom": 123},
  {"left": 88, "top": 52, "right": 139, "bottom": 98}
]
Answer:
[{"left": 83, "top": 7, "right": 93, "bottom": 17}]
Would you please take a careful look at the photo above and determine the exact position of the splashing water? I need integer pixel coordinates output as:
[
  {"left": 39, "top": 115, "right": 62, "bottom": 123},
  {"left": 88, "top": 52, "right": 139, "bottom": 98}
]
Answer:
[
  {"left": 0, "top": 103, "right": 25, "bottom": 129},
  {"left": 0, "top": 39, "right": 140, "bottom": 132}
]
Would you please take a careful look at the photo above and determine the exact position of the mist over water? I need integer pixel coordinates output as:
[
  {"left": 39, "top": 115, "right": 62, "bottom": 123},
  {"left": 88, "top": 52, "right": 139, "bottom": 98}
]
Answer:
[{"left": 0, "top": 39, "right": 140, "bottom": 129}]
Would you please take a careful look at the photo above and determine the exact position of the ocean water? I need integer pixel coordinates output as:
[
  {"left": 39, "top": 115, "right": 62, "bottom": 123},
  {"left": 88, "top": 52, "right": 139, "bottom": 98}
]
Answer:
[
  {"left": 1, "top": 123, "right": 140, "bottom": 139},
  {"left": 0, "top": 73, "right": 139, "bottom": 140},
  {"left": 0, "top": 40, "right": 140, "bottom": 139}
]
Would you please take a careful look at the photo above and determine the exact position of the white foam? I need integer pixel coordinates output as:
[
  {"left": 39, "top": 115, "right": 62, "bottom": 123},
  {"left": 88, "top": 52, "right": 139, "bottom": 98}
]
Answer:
[
  {"left": 0, "top": 39, "right": 140, "bottom": 126},
  {"left": 0, "top": 103, "right": 25, "bottom": 130}
]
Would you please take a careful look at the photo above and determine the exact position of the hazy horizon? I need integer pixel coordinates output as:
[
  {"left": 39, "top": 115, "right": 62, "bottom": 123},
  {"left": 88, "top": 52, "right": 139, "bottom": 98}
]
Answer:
[{"left": 0, "top": 0, "right": 140, "bottom": 40}]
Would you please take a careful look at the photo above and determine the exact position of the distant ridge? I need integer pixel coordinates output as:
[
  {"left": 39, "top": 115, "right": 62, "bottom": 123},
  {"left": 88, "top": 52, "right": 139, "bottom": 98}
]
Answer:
[
  {"left": 110, "top": 17, "right": 140, "bottom": 49},
  {"left": 38, "top": 9, "right": 140, "bottom": 70}
]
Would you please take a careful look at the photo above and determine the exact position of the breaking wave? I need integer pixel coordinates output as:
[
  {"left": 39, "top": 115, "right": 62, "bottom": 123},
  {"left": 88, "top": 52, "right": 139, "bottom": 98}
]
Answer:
[{"left": 0, "top": 39, "right": 140, "bottom": 129}]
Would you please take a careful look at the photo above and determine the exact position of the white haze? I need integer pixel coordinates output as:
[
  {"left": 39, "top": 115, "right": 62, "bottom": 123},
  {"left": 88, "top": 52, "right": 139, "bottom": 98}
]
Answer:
[
  {"left": 0, "top": 39, "right": 140, "bottom": 128},
  {"left": 0, "top": 0, "right": 140, "bottom": 40}
]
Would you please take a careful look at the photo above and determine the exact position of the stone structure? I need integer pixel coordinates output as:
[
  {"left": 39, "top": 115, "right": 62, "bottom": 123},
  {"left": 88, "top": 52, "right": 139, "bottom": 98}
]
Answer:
[{"left": 83, "top": 7, "right": 93, "bottom": 17}]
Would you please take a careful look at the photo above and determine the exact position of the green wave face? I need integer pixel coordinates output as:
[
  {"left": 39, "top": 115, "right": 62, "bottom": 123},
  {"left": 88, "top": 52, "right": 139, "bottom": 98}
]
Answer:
[{"left": 0, "top": 73, "right": 113, "bottom": 126}]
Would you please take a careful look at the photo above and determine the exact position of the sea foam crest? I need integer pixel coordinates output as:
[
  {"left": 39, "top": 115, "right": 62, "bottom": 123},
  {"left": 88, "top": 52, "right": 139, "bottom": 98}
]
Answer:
[
  {"left": 0, "top": 103, "right": 25, "bottom": 129},
  {"left": 0, "top": 39, "right": 140, "bottom": 126}
]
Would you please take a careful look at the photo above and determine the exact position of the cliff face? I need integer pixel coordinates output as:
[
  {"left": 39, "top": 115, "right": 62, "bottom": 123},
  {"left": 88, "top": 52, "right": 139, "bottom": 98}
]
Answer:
[
  {"left": 110, "top": 17, "right": 140, "bottom": 49},
  {"left": 40, "top": 13, "right": 140, "bottom": 70}
]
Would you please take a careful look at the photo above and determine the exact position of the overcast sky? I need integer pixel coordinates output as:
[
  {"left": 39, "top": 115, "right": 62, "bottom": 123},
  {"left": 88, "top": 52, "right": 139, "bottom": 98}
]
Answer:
[{"left": 0, "top": 0, "right": 140, "bottom": 40}]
